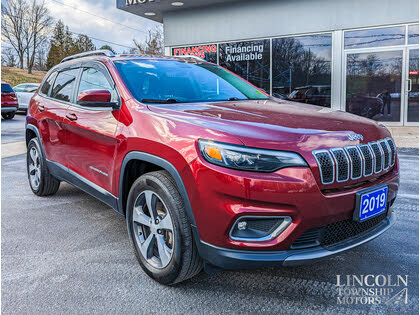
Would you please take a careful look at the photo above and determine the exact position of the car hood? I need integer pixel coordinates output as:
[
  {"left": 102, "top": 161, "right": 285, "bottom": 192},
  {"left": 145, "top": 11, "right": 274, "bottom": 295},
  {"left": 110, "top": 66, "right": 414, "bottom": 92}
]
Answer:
[{"left": 147, "top": 99, "right": 390, "bottom": 152}]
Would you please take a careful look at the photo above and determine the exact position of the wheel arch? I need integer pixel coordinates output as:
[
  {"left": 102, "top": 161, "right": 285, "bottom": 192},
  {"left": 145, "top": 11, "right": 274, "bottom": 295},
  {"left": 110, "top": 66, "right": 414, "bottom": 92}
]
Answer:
[{"left": 118, "top": 152, "right": 198, "bottom": 230}]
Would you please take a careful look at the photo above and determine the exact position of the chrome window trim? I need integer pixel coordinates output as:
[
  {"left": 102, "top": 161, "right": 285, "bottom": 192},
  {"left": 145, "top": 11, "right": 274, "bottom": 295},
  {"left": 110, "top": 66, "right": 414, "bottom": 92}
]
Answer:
[
  {"left": 312, "top": 149, "right": 335, "bottom": 185},
  {"left": 369, "top": 141, "right": 383, "bottom": 174},
  {"left": 330, "top": 147, "right": 349, "bottom": 182},
  {"left": 344, "top": 145, "right": 363, "bottom": 180},
  {"left": 357, "top": 144, "right": 374, "bottom": 177},
  {"left": 229, "top": 216, "right": 292, "bottom": 242}
]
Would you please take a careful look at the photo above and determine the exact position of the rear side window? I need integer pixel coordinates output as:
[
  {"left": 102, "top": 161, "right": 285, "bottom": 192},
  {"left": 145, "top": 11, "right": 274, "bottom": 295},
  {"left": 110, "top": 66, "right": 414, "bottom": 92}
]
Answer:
[
  {"left": 1, "top": 84, "right": 13, "bottom": 93},
  {"left": 40, "top": 72, "right": 57, "bottom": 96},
  {"left": 51, "top": 69, "right": 79, "bottom": 102}
]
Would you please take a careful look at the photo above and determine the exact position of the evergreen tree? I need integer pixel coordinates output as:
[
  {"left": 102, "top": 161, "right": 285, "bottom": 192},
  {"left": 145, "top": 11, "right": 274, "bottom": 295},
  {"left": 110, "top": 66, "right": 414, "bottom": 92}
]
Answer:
[
  {"left": 72, "top": 34, "right": 95, "bottom": 55},
  {"left": 99, "top": 45, "right": 115, "bottom": 54},
  {"left": 46, "top": 20, "right": 73, "bottom": 69}
]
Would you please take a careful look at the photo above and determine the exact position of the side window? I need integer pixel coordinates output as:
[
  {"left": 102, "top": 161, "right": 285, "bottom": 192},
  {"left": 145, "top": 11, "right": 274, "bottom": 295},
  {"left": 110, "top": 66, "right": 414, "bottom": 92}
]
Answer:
[
  {"left": 77, "top": 67, "right": 117, "bottom": 102},
  {"left": 51, "top": 69, "right": 79, "bottom": 102},
  {"left": 40, "top": 72, "right": 57, "bottom": 96}
]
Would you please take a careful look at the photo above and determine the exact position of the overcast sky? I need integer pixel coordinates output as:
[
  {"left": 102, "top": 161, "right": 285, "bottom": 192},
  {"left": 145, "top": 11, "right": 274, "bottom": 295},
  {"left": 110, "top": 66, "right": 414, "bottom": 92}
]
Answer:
[{"left": 3, "top": 0, "right": 160, "bottom": 53}]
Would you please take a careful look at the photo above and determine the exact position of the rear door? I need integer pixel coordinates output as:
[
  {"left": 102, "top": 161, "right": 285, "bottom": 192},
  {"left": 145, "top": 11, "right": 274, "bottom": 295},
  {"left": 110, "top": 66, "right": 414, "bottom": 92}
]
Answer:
[
  {"left": 34, "top": 68, "right": 78, "bottom": 166},
  {"left": 63, "top": 61, "right": 121, "bottom": 193}
]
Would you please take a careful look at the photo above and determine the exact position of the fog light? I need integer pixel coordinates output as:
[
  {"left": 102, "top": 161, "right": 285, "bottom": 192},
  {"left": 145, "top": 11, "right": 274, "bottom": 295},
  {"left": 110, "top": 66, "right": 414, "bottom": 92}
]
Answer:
[
  {"left": 229, "top": 216, "right": 292, "bottom": 242},
  {"left": 237, "top": 221, "right": 247, "bottom": 230}
]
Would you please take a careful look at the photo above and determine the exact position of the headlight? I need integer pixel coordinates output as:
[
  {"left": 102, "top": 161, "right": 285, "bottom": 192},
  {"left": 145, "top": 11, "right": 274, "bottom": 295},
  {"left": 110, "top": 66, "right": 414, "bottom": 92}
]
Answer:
[{"left": 198, "top": 139, "right": 308, "bottom": 172}]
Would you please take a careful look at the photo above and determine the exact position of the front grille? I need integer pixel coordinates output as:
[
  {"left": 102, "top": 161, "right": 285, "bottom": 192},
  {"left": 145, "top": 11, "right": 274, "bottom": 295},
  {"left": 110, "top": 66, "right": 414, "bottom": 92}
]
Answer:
[
  {"left": 291, "top": 212, "right": 388, "bottom": 249},
  {"left": 313, "top": 138, "right": 396, "bottom": 185}
]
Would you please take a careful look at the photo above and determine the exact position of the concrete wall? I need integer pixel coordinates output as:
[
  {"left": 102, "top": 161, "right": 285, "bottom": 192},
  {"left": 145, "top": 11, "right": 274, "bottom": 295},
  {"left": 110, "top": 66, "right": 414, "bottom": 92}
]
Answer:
[{"left": 163, "top": 0, "right": 419, "bottom": 47}]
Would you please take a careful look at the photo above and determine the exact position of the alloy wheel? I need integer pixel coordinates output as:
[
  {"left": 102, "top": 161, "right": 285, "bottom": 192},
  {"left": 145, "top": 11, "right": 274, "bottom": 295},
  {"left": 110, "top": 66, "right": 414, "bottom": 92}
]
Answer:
[
  {"left": 28, "top": 147, "right": 41, "bottom": 190},
  {"left": 132, "top": 190, "right": 174, "bottom": 269}
]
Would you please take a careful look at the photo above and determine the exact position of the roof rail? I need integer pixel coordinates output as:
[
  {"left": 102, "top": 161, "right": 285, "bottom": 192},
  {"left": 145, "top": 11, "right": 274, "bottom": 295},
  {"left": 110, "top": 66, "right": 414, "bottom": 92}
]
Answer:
[{"left": 60, "top": 49, "right": 115, "bottom": 63}]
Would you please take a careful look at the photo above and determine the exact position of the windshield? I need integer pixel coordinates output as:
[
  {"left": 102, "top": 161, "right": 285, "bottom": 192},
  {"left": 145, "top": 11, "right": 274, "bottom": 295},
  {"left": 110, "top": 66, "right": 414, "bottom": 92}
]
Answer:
[{"left": 114, "top": 59, "right": 269, "bottom": 103}]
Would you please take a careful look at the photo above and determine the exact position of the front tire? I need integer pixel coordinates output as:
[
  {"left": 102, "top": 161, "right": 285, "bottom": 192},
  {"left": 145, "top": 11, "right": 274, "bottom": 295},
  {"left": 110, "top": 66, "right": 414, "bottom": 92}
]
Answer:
[
  {"left": 127, "top": 170, "right": 203, "bottom": 285},
  {"left": 2, "top": 112, "right": 15, "bottom": 120},
  {"left": 27, "top": 138, "right": 60, "bottom": 196}
]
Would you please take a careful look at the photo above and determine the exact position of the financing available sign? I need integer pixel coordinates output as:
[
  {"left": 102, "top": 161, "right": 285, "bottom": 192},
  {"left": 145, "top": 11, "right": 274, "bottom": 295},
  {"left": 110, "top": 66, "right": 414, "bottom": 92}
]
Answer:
[
  {"left": 224, "top": 43, "right": 264, "bottom": 62},
  {"left": 172, "top": 45, "right": 217, "bottom": 59}
]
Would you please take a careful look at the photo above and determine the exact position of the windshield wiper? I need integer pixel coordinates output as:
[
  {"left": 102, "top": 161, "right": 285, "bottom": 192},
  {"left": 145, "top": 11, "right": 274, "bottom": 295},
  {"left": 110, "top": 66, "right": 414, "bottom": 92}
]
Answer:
[
  {"left": 141, "top": 98, "right": 180, "bottom": 104},
  {"left": 228, "top": 97, "right": 241, "bottom": 101}
]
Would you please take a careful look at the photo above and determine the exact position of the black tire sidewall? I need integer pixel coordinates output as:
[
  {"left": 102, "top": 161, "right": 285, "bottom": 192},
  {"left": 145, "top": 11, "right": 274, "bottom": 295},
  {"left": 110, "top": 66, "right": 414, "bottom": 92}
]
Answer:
[
  {"left": 2, "top": 112, "right": 15, "bottom": 120},
  {"left": 126, "top": 174, "right": 183, "bottom": 284}
]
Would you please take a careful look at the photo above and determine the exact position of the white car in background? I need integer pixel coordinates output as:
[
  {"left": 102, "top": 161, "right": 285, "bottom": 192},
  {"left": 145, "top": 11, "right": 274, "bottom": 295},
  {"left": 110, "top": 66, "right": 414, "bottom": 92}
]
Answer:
[{"left": 13, "top": 83, "right": 40, "bottom": 112}]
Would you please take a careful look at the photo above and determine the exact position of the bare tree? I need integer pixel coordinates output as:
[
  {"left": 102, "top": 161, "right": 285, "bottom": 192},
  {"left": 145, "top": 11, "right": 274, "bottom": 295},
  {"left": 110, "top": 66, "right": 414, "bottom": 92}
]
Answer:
[
  {"left": 1, "top": 47, "right": 17, "bottom": 67},
  {"left": 25, "top": 0, "right": 52, "bottom": 73},
  {"left": 133, "top": 26, "right": 164, "bottom": 55},
  {"left": 1, "top": 0, "right": 28, "bottom": 69}
]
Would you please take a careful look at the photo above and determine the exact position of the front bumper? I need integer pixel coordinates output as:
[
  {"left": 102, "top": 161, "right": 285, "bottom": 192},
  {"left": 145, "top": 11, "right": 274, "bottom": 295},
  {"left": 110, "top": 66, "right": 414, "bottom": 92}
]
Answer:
[
  {"left": 1, "top": 106, "right": 18, "bottom": 113},
  {"left": 197, "top": 210, "right": 395, "bottom": 269}
]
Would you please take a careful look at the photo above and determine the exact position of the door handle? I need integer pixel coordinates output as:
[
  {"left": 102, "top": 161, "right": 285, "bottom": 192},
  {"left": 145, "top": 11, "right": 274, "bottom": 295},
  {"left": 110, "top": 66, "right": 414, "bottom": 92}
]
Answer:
[
  {"left": 38, "top": 105, "right": 45, "bottom": 112},
  {"left": 407, "top": 79, "right": 412, "bottom": 92},
  {"left": 66, "top": 113, "right": 78, "bottom": 121}
]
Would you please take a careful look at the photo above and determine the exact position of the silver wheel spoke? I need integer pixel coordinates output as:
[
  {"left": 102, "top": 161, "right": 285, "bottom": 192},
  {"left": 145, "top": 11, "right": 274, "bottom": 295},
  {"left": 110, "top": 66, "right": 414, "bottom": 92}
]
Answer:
[
  {"left": 29, "top": 164, "right": 36, "bottom": 175},
  {"left": 29, "top": 148, "right": 37, "bottom": 164},
  {"left": 156, "top": 234, "right": 171, "bottom": 267},
  {"left": 133, "top": 206, "right": 152, "bottom": 226},
  {"left": 144, "top": 191, "right": 158, "bottom": 219},
  {"left": 157, "top": 214, "right": 173, "bottom": 231},
  {"left": 139, "top": 233, "right": 154, "bottom": 259}
]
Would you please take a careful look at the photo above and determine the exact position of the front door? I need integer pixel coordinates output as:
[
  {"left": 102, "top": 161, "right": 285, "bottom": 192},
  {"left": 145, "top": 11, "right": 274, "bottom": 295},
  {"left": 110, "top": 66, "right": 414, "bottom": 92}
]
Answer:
[
  {"left": 405, "top": 48, "right": 419, "bottom": 124},
  {"left": 64, "top": 63, "right": 120, "bottom": 195}
]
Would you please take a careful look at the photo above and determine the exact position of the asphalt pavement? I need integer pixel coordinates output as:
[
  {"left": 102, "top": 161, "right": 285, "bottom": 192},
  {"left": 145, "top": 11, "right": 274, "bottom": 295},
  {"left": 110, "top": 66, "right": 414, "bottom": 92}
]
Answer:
[{"left": 1, "top": 117, "right": 419, "bottom": 314}]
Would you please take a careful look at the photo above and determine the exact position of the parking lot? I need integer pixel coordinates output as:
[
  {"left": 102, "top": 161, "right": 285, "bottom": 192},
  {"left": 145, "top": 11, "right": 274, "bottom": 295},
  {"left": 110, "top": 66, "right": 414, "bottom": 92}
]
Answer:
[{"left": 1, "top": 115, "right": 419, "bottom": 314}]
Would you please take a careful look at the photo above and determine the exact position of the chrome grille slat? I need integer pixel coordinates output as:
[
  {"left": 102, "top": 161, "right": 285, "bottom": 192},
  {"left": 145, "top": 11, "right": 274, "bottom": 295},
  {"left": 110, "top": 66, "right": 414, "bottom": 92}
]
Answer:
[
  {"left": 357, "top": 144, "right": 374, "bottom": 177},
  {"left": 369, "top": 142, "right": 383, "bottom": 174},
  {"left": 379, "top": 139, "right": 391, "bottom": 170},
  {"left": 330, "top": 148, "right": 349, "bottom": 182},
  {"left": 344, "top": 146, "right": 362, "bottom": 180},
  {"left": 313, "top": 138, "right": 396, "bottom": 185},
  {"left": 313, "top": 150, "right": 335, "bottom": 185},
  {"left": 386, "top": 138, "right": 396, "bottom": 166}
]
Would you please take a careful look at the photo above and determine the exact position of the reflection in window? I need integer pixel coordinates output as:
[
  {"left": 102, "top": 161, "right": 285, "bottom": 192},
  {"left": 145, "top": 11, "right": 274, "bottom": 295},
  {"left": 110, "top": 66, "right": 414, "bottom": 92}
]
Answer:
[
  {"left": 219, "top": 40, "right": 270, "bottom": 93},
  {"left": 344, "top": 26, "right": 405, "bottom": 49},
  {"left": 172, "top": 45, "right": 217, "bottom": 63},
  {"left": 408, "top": 24, "right": 419, "bottom": 45},
  {"left": 272, "top": 34, "right": 332, "bottom": 107},
  {"left": 346, "top": 51, "right": 402, "bottom": 122},
  {"left": 51, "top": 69, "right": 78, "bottom": 102},
  {"left": 408, "top": 49, "right": 419, "bottom": 122}
]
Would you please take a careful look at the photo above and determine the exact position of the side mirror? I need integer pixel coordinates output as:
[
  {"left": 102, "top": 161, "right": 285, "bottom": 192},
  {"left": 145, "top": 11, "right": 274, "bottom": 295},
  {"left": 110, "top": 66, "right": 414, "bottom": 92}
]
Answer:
[{"left": 77, "top": 89, "right": 119, "bottom": 109}]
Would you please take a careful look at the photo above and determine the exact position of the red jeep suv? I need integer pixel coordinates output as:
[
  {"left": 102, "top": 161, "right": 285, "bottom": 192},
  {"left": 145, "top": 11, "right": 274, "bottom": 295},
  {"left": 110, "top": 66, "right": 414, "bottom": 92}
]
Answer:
[{"left": 26, "top": 50, "right": 399, "bottom": 285}]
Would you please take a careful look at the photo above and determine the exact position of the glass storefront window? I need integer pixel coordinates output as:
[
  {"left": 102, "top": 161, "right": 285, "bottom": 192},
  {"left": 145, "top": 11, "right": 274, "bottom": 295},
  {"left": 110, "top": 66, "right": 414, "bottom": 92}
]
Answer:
[
  {"left": 344, "top": 26, "right": 406, "bottom": 49},
  {"left": 408, "top": 24, "right": 419, "bottom": 45},
  {"left": 219, "top": 40, "right": 270, "bottom": 93},
  {"left": 346, "top": 50, "right": 403, "bottom": 122},
  {"left": 172, "top": 44, "right": 217, "bottom": 63},
  {"left": 407, "top": 49, "right": 419, "bottom": 122},
  {"left": 272, "top": 34, "right": 332, "bottom": 107}
]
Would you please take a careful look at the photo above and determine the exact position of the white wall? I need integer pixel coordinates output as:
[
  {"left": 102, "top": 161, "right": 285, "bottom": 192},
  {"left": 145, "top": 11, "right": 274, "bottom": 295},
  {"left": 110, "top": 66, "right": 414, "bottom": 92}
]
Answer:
[{"left": 163, "top": 0, "right": 419, "bottom": 46}]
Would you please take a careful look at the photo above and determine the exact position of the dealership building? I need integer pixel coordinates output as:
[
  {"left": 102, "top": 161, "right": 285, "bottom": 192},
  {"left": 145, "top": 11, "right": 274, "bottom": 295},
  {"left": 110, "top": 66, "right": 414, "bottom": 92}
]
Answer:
[{"left": 117, "top": 0, "right": 419, "bottom": 126}]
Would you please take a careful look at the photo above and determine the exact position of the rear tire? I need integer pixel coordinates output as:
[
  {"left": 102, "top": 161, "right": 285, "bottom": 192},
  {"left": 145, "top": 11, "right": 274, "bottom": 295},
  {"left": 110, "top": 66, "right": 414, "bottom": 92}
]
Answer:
[
  {"left": 27, "top": 138, "right": 60, "bottom": 196},
  {"left": 2, "top": 112, "right": 15, "bottom": 120},
  {"left": 127, "top": 170, "right": 203, "bottom": 285}
]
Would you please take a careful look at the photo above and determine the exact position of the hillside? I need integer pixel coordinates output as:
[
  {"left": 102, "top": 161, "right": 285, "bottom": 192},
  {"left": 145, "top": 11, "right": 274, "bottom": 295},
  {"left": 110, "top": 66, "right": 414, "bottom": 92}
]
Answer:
[{"left": 1, "top": 67, "right": 47, "bottom": 87}]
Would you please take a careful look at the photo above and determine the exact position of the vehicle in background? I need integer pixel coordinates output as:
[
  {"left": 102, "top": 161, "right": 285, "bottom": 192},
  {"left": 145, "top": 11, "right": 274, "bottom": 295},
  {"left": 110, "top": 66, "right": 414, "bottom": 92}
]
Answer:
[
  {"left": 13, "top": 83, "right": 40, "bottom": 112},
  {"left": 346, "top": 93, "right": 384, "bottom": 119},
  {"left": 286, "top": 85, "right": 331, "bottom": 107},
  {"left": 1, "top": 82, "right": 18, "bottom": 120}
]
